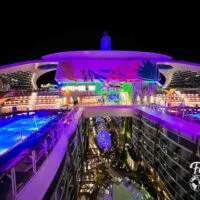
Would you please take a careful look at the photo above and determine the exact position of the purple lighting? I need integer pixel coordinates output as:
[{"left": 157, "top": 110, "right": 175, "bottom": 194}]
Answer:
[{"left": 97, "top": 129, "right": 111, "bottom": 152}]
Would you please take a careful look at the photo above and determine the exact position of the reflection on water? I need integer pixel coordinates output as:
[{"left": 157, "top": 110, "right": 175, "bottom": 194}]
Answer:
[{"left": 0, "top": 113, "right": 56, "bottom": 156}]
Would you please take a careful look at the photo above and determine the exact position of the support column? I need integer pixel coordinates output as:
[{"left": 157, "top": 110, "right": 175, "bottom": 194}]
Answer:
[
  {"left": 44, "top": 139, "right": 48, "bottom": 157},
  {"left": 8, "top": 167, "right": 17, "bottom": 199},
  {"left": 31, "top": 150, "right": 37, "bottom": 174}
]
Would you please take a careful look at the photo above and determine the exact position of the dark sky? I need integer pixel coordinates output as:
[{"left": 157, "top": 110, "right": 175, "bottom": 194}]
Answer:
[{"left": 0, "top": 4, "right": 199, "bottom": 66}]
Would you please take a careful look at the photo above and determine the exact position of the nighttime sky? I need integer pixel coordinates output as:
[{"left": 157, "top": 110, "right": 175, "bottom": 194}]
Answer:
[{"left": 0, "top": 5, "right": 199, "bottom": 66}]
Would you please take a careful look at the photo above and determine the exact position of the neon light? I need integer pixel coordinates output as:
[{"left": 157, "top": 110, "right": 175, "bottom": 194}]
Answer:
[
  {"left": 34, "top": 116, "right": 39, "bottom": 131},
  {"left": 122, "top": 82, "right": 133, "bottom": 99},
  {"left": 97, "top": 129, "right": 111, "bottom": 152}
]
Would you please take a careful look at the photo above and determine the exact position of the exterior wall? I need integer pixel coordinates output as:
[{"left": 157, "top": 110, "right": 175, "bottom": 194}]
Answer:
[
  {"left": 157, "top": 61, "right": 200, "bottom": 88},
  {"left": 45, "top": 115, "right": 87, "bottom": 200},
  {"left": 0, "top": 58, "right": 199, "bottom": 90},
  {"left": 131, "top": 113, "right": 200, "bottom": 200},
  {"left": 0, "top": 61, "right": 58, "bottom": 90},
  {"left": 15, "top": 108, "right": 84, "bottom": 200}
]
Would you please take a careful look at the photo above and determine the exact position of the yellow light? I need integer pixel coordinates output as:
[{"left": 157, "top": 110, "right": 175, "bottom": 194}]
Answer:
[{"left": 150, "top": 95, "right": 154, "bottom": 103}]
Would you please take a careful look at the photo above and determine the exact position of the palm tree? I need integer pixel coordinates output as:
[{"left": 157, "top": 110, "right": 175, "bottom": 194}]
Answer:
[
  {"left": 165, "top": 88, "right": 176, "bottom": 110},
  {"left": 137, "top": 60, "right": 159, "bottom": 82},
  {"left": 61, "top": 89, "right": 72, "bottom": 106}
]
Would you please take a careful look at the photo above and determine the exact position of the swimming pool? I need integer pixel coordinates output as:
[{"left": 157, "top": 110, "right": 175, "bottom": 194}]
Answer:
[
  {"left": 0, "top": 112, "right": 57, "bottom": 156},
  {"left": 191, "top": 113, "right": 200, "bottom": 119},
  {"left": 186, "top": 113, "right": 200, "bottom": 120}
]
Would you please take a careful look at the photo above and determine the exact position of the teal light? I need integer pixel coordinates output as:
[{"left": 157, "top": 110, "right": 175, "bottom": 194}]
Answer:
[
  {"left": 62, "top": 81, "right": 96, "bottom": 86},
  {"left": 94, "top": 82, "right": 103, "bottom": 95}
]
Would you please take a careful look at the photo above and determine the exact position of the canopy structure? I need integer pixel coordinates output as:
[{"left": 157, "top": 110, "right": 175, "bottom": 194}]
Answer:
[
  {"left": 46, "top": 51, "right": 170, "bottom": 83},
  {"left": 112, "top": 183, "right": 132, "bottom": 200}
]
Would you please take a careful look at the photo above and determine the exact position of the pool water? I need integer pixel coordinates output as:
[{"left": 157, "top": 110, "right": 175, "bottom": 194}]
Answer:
[
  {"left": 192, "top": 114, "right": 200, "bottom": 119},
  {"left": 188, "top": 113, "right": 200, "bottom": 119},
  {"left": 0, "top": 113, "right": 56, "bottom": 156}
]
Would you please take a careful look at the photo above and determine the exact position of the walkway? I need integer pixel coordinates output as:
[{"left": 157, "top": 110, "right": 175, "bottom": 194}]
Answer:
[
  {"left": 136, "top": 106, "right": 200, "bottom": 141},
  {"left": 83, "top": 105, "right": 200, "bottom": 141}
]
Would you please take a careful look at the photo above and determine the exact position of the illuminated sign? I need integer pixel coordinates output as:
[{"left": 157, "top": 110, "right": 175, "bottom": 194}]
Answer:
[{"left": 56, "top": 59, "right": 158, "bottom": 83}]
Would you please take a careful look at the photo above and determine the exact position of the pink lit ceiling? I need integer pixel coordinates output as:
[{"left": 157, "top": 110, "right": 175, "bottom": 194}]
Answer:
[
  {"left": 56, "top": 59, "right": 143, "bottom": 82},
  {"left": 52, "top": 51, "right": 171, "bottom": 82}
]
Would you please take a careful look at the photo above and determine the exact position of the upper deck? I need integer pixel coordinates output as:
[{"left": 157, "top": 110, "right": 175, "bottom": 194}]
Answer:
[{"left": 83, "top": 105, "right": 200, "bottom": 142}]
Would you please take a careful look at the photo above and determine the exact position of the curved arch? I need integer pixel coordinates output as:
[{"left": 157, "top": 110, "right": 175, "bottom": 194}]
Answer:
[
  {"left": 36, "top": 70, "right": 57, "bottom": 88},
  {"left": 37, "top": 64, "right": 57, "bottom": 70},
  {"left": 159, "top": 72, "right": 166, "bottom": 85},
  {"left": 158, "top": 64, "right": 173, "bottom": 70}
]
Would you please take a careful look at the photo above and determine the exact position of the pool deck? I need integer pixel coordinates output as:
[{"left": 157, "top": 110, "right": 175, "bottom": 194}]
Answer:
[
  {"left": 1, "top": 105, "right": 199, "bottom": 174},
  {"left": 0, "top": 115, "right": 56, "bottom": 156},
  {"left": 16, "top": 107, "right": 83, "bottom": 200},
  {"left": 0, "top": 114, "right": 59, "bottom": 173},
  {"left": 1, "top": 105, "right": 199, "bottom": 199}
]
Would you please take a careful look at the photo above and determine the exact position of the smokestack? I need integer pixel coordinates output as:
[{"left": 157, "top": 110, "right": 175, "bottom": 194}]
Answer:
[{"left": 100, "top": 31, "right": 111, "bottom": 50}]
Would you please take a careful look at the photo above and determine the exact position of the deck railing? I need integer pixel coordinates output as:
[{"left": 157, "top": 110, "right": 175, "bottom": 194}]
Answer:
[{"left": 0, "top": 108, "right": 77, "bottom": 200}]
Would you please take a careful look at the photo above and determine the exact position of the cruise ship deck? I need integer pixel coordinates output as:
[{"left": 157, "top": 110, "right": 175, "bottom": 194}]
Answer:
[{"left": 0, "top": 35, "right": 200, "bottom": 200}]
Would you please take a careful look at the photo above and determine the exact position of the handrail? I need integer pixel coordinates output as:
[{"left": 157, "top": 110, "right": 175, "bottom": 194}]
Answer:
[
  {"left": 0, "top": 107, "right": 82, "bottom": 200},
  {"left": 15, "top": 107, "right": 83, "bottom": 200},
  {"left": 0, "top": 114, "right": 60, "bottom": 162},
  {"left": 0, "top": 110, "right": 75, "bottom": 199}
]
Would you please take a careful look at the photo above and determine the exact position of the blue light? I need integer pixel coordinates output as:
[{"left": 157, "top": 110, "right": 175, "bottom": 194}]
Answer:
[
  {"left": 101, "top": 32, "right": 111, "bottom": 50},
  {"left": 96, "top": 117, "right": 105, "bottom": 123},
  {"left": 0, "top": 148, "right": 8, "bottom": 156},
  {"left": 0, "top": 113, "right": 56, "bottom": 157},
  {"left": 107, "top": 94, "right": 120, "bottom": 101},
  {"left": 97, "top": 129, "right": 111, "bottom": 152}
]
